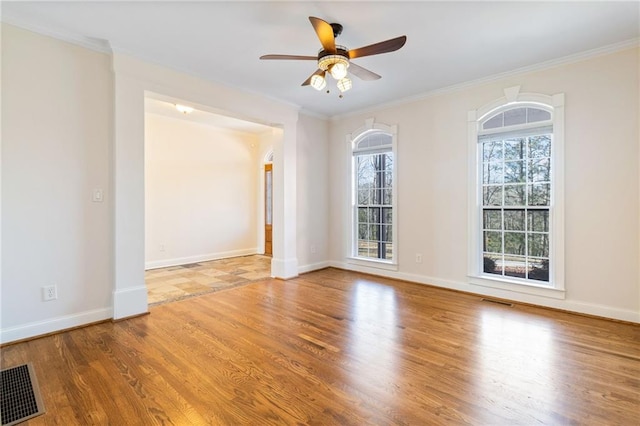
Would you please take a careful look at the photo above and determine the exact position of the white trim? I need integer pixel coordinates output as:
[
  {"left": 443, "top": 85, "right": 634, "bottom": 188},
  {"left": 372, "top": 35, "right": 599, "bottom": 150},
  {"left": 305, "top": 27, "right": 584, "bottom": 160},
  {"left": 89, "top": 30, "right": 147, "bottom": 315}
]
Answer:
[
  {"left": 346, "top": 257, "right": 398, "bottom": 271},
  {"left": 347, "top": 120, "right": 399, "bottom": 264},
  {"left": 271, "top": 257, "right": 299, "bottom": 279},
  {"left": 328, "top": 262, "right": 639, "bottom": 323},
  {"left": 1, "top": 15, "right": 113, "bottom": 53},
  {"left": 298, "top": 261, "right": 331, "bottom": 274},
  {"left": 145, "top": 248, "right": 259, "bottom": 270},
  {"left": 0, "top": 308, "right": 112, "bottom": 344},
  {"left": 331, "top": 38, "right": 639, "bottom": 121},
  {"left": 113, "top": 285, "right": 148, "bottom": 320},
  {"left": 468, "top": 90, "right": 565, "bottom": 292}
]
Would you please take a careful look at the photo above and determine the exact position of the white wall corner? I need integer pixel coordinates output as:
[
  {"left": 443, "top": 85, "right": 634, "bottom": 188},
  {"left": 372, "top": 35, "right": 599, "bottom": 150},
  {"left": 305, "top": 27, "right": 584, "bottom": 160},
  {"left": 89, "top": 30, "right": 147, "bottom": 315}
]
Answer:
[{"left": 113, "top": 286, "right": 148, "bottom": 320}]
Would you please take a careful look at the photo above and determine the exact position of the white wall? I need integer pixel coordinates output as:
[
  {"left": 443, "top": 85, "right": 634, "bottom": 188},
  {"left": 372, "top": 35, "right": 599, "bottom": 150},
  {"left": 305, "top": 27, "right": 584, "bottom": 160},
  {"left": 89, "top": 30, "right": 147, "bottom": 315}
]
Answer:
[
  {"left": 144, "top": 113, "right": 259, "bottom": 269},
  {"left": 329, "top": 47, "right": 640, "bottom": 322},
  {"left": 297, "top": 113, "right": 330, "bottom": 272},
  {"left": 1, "top": 24, "right": 113, "bottom": 341}
]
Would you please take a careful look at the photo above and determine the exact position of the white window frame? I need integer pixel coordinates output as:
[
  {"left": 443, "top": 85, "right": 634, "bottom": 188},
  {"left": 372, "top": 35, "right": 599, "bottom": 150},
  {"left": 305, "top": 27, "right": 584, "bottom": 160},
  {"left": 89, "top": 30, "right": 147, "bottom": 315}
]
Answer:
[
  {"left": 468, "top": 87, "right": 565, "bottom": 298},
  {"left": 346, "top": 119, "right": 398, "bottom": 271}
]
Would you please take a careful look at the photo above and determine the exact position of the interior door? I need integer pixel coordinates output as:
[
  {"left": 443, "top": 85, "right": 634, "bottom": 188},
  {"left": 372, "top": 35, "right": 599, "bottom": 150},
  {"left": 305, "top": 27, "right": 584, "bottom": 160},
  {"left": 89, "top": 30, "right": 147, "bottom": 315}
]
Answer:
[{"left": 264, "top": 163, "right": 273, "bottom": 256}]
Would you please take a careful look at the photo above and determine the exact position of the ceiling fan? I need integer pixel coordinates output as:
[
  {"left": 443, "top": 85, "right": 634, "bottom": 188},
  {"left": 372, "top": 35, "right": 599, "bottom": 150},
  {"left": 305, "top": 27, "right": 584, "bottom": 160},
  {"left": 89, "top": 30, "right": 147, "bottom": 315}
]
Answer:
[{"left": 260, "top": 17, "right": 407, "bottom": 96}]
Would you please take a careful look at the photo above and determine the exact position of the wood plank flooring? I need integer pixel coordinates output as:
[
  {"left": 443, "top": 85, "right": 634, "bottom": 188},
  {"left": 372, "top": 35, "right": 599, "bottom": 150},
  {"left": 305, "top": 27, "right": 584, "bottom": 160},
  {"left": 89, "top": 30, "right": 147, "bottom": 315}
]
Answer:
[{"left": 2, "top": 268, "right": 639, "bottom": 425}]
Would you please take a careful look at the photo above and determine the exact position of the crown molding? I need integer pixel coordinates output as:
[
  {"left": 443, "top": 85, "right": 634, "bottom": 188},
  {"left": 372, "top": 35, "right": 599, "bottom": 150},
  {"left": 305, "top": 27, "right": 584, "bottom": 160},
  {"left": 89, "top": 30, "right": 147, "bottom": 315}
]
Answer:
[
  {"left": 331, "top": 38, "right": 640, "bottom": 121},
  {"left": 1, "top": 14, "right": 112, "bottom": 53}
]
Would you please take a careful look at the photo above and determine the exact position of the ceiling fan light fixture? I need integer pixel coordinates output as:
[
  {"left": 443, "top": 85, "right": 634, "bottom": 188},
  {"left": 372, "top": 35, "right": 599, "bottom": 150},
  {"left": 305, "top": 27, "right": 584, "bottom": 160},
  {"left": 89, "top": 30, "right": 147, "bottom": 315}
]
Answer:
[
  {"left": 310, "top": 74, "right": 327, "bottom": 90},
  {"left": 318, "top": 54, "right": 349, "bottom": 78},
  {"left": 337, "top": 76, "right": 352, "bottom": 92},
  {"left": 329, "top": 61, "right": 348, "bottom": 80}
]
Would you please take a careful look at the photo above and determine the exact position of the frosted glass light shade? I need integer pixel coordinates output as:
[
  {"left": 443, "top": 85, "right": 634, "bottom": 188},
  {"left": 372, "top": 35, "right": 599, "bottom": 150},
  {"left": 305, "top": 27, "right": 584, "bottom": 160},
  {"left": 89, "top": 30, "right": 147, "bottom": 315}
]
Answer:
[
  {"left": 337, "top": 77, "right": 352, "bottom": 92},
  {"left": 330, "top": 62, "right": 348, "bottom": 80},
  {"left": 310, "top": 74, "right": 327, "bottom": 90}
]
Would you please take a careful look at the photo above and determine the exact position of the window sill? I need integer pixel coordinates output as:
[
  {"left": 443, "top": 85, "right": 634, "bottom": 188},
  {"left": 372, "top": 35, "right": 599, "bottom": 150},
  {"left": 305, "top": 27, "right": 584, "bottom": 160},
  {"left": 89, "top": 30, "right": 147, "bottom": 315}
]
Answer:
[
  {"left": 347, "top": 257, "right": 398, "bottom": 272},
  {"left": 469, "top": 274, "right": 565, "bottom": 299}
]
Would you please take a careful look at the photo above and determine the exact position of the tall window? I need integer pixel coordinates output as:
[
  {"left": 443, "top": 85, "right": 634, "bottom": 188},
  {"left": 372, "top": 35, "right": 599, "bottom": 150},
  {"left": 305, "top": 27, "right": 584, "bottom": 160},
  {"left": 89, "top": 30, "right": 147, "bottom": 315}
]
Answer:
[
  {"left": 352, "top": 129, "right": 396, "bottom": 263},
  {"left": 469, "top": 90, "right": 564, "bottom": 293}
]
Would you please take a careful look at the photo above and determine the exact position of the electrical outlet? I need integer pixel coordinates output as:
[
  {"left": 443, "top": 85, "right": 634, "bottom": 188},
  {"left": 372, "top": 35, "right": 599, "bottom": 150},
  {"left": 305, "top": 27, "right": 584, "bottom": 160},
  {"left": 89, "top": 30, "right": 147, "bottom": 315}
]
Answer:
[
  {"left": 159, "top": 244, "right": 165, "bottom": 252},
  {"left": 415, "top": 253, "right": 423, "bottom": 263},
  {"left": 42, "top": 285, "right": 57, "bottom": 301},
  {"left": 310, "top": 244, "right": 317, "bottom": 254}
]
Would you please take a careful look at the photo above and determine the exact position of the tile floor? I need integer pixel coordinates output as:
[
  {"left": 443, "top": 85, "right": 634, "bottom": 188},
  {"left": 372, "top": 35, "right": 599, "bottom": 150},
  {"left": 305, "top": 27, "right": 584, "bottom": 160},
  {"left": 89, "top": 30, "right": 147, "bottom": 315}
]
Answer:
[{"left": 145, "top": 255, "right": 272, "bottom": 305}]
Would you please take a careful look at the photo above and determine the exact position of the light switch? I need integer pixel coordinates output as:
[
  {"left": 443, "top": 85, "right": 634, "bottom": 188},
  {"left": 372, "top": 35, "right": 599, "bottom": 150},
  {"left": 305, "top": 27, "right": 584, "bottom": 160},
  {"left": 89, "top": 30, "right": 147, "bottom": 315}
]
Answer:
[{"left": 92, "top": 189, "right": 104, "bottom": 202}]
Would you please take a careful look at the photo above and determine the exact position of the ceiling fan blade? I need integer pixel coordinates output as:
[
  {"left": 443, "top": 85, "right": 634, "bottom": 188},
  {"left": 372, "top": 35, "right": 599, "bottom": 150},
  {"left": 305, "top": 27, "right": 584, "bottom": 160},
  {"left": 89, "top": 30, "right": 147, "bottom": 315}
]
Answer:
[
  {"left": 302, "top": 69, "right": 324, "bottom": 86},
  {"left": 348, "top": 35, "right": 407, "bottom": 59},
  {"left": 260, "top": 54, "right": 317, "bottom": 60},
  {"left": 309, "top": 16, "right": 336, "bottom": 53},
  {"left": 348, "top": 62, "right": 381, "bottom": 81}
]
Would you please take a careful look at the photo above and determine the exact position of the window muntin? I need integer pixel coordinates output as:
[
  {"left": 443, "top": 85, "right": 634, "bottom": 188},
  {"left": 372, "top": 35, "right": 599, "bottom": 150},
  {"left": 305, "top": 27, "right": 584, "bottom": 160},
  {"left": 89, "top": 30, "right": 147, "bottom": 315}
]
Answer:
[
  {"left": 478, "top": 106, "right": 553, "bottom": 285},
  {"left": 353, "top": 131, "right": 394, "bottom": 262}
]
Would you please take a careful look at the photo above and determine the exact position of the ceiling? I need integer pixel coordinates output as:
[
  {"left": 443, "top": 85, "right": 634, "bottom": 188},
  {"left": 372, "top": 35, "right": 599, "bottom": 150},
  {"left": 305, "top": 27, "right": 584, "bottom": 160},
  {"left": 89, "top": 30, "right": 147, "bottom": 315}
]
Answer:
[
  {"left": 3, "top": 1, "right": 639, "bottom": 118},
  {"left": 144, "top": 94, "right": 275, "bottom": 134}
]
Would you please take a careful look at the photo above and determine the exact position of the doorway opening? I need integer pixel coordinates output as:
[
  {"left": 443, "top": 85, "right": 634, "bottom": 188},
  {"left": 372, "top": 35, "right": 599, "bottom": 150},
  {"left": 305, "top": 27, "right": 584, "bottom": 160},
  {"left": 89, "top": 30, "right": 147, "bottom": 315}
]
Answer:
[{"left": 143, "top": 93, "right": 277, "bottom": 304}]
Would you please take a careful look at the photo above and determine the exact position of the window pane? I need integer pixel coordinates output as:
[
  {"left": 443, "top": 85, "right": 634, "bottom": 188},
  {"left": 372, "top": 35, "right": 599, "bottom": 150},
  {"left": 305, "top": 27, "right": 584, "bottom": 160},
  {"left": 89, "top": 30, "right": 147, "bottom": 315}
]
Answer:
[
  {"left": 504, "top": 210, "right": 525, "bottom": 231},
  {"left": 528, "top": 258, "right": 550, "bottom": 282},
  {"left": 382, "top": 225, "right": 392, "bottom": 242},
  {"left": 384, "top": 170, "right": 393, "bottom": 187},
  {"left": 483, "top": 162, "right": 503, "bottom": 185},
  {"left": 504, "top": 138, "right": 525, "bottom": 161},
  {"left": 504, "top": 161, "right": 525, "bottom": 183},
  {"left": 483, "top": 141, "right": 502, "bottom": 162},
  {"left": 528, "top": 135, "right": 551, "bottom": 158},
  {"left": 483, "top": 253, "right": 502, "bottom": 275},
  {"left": 484, "top": 231, "right": 502, "bottom": 253},
  {"left": 527, "top": 108, "right": 551, "bottom": 123},
  {"left": 504, "top": 255, "right": 526, "bottom": 278},
  {"left": 383, "top": 188, "right": 392, "bottom": 205},
  {"left": 504, "top": 232, "right": 525, "bottom": 255},
  {"left": 528, "top": 234, "right": 549, "bottom": 258},
  {"left": 369, "top": 207, "right": 380, "bottom": 224},
  {"left": 358, "top": 243, "right": 369, "bottom": 257},
  {"left": 358, "top": 189, "right": 370, "bottom": 205},
  {"left": 384, "top": 154, "right": 393, "bottom": 172},
  {"left": 529, "top": 158, "right": 550, "bottom": 182},
  {"left": 504, "top": 108, "right": 527, "bottom": 126},
  {"left": 504, "top": 185, "right": 525, "bottom": 206},
  {"left": 368, "top": 225, "right": 379, "bottom": 240},
  {"left": 385, "top": 243, "right": 393, "bottom": 259},
  {"left": 483, "top": 209, "right": 502, "bottom": 230},
  {"left": 528, "top": 183, "right": 550, "bottom": 206},
  {"left": 358, "top": 207, "right": 367, "bottom": 223},
  {"left": 528, "top": 210, "right": 549, "bottom": 232},
  {"left": 483, "top": 186, "right": 503, "bottom": 206},
  {"left": 483, "top": 114, "right": 503, "bottom": 130},
  {"left": 382, "top": 207, "right": 392, "bottom": 224},
  {"left": 358, "top": 224, "right": 368, "bottom": 240}
]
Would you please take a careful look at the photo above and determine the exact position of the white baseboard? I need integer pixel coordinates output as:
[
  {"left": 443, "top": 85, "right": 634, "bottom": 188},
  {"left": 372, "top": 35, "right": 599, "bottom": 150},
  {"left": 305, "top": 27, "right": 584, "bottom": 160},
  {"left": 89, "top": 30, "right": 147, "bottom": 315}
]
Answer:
[
  {"left": 0, "top": 307, "right": 112, "bottom": 344},
  {"left": 271, "top": 257, "right": 299, "bottom": 279},
  {"left": 298, "top": 261, "right": 331, "bottom": 274},
  {"left": 145, "top": 248, "right": 259, "bottom": 270},
  {"left": 113, "top": 285, "right": 148, "bottom": 320},
  {"left": 329, "top": 261, "right": 640, "bottom": 323}
]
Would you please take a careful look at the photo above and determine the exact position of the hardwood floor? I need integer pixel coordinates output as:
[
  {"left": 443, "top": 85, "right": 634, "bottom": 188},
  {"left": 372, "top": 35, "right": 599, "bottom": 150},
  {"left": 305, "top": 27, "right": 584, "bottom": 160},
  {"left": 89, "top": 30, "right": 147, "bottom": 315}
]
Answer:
[{"left": 2, "top": 268, "right": 639, "bottom": 425}]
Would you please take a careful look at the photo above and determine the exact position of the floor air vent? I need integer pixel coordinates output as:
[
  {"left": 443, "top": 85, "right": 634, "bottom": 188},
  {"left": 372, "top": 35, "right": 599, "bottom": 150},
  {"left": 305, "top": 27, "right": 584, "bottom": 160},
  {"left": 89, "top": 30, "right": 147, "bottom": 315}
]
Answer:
[
  {"left": 481, "top": 298, "right": 514, "bottom": 307},
  {"left": 1, "top": 363, "right": 45, "bottom": 425}
]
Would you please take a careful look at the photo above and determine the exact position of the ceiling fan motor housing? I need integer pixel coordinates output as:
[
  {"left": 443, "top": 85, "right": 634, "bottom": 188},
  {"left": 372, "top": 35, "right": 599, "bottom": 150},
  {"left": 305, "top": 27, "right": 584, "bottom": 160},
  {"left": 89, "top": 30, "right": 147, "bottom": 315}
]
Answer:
[{"left": 317, "top": 47, "right": 350, "bottom": 77}]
